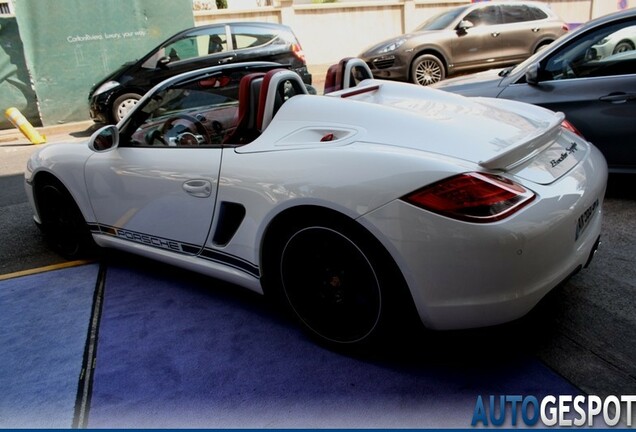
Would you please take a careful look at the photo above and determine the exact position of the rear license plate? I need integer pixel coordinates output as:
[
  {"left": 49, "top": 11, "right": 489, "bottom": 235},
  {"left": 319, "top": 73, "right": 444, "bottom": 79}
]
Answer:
[{"left": 576, "top": 198, "right": 599, "bottom": 241}]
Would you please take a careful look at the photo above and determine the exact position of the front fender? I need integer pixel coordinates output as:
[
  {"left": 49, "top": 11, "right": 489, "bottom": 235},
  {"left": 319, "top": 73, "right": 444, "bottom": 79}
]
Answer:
[{"left": 27, "top": 143, "right": 97, "bottom": 224}]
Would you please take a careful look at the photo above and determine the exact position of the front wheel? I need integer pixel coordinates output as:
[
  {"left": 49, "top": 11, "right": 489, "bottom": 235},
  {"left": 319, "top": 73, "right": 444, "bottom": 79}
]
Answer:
[
  {"left": 411, "top": 54, "right": 445, "bottom": 86},
  {"left": 36, "top": 179, "right": 95, "bottom": 259},
  {"left": 112, "top": 93, "right": 141, "bottom": 123}
]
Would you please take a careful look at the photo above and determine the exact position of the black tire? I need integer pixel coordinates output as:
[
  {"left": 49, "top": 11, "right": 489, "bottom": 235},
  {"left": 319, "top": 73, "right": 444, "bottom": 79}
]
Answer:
[
  {"left": 534, "top": 41, "right": 552, "bottom": 53},
  {"left": 36, "top": 178, "right": 94, "bottom": 259},
  {"left": 411, "top": 54, "right": 445, "bottom": 86},
  {"left": 613, "top": 40, "right": 634, "bottom": 55},
  {"left": 265, "top": 215, "right": 413, "bottom": 346},
  {"left": 112, "top": 92, "right": 141, "bottom": 123}
]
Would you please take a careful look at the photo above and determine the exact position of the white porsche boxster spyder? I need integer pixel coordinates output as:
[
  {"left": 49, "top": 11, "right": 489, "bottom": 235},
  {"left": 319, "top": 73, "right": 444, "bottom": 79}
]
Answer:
[{"left": 25, "top": 59, "right": 607, "bottom": 345}]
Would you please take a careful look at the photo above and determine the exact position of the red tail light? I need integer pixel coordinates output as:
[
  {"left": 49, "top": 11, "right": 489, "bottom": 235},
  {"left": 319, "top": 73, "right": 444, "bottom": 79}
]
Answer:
[
  {"left": 402, "top": 172, "right": 535, "bottom": 223},
  {"left": 562, "top": 24, "right": 569, "bottom": 32},
  {"left": 561, "top": 119, "right": 584, "bottom": 138},
  {"left": 291, "top": 43, "right": 306, "bottom": 62}
]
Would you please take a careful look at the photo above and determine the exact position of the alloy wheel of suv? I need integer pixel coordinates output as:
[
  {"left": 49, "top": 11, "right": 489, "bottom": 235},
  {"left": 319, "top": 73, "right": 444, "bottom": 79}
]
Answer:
[{"left": 411, "top": 54, "right": 445, "bottom": 86}]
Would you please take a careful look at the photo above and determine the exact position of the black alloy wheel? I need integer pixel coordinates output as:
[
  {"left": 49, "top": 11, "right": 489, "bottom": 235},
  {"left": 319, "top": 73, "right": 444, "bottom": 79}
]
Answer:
[
  {"left": 279, "top": 224, "right": 383, "bottom": 345},
  {"left": 37, "top": 180, "right": 93, "bottom": 259}
]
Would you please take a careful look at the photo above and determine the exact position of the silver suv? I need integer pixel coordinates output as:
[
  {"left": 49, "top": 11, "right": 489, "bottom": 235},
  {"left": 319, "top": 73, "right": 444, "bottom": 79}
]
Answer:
[{"left": 360, "top": 1, "right": 568, "bottom": 85}]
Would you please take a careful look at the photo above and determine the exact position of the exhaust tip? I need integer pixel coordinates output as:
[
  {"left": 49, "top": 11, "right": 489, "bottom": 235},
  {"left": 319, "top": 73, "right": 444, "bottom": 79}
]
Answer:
[{"left": 584, "top": 236, "right": 601, "bottom": 268}]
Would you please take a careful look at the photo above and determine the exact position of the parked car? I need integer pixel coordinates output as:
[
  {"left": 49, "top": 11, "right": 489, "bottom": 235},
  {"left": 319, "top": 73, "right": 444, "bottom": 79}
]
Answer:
[
  {"left": 29, "top": 59, "right": 606, "bottom": 346},
  {"left": 359, "top": 1, "right": 568, "bottom": 86},
  {"left": 89, "top": 22, "right": 312, "bottom": 124},
  {"left": 433, "top": 8, "right": 636, "bottom": 174},
  {"left": 588, "top": 24, "right": 636, "bottom": 59}
]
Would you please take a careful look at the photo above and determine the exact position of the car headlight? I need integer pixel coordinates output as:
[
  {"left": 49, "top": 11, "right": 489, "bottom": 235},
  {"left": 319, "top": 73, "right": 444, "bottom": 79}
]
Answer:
[
  {"left": 378, "top": 38, "right": 407, "bottom": 54},
  {"left": 92, "top": 80, "right": 120, "bottom": 97},
  {"left": 596, "top": 37, "right": 609, "bottom": 45}
]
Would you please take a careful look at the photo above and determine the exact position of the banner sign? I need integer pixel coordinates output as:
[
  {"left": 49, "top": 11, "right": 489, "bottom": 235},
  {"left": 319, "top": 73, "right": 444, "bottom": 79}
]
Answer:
[{"left": 13, "top": 0, "right": 194, "bottom": 126}]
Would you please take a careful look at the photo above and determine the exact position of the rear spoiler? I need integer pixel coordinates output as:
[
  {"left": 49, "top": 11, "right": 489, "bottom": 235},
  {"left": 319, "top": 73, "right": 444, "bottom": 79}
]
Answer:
[{"left": 479, "top": 112, "right": 565, "bottom": 171}]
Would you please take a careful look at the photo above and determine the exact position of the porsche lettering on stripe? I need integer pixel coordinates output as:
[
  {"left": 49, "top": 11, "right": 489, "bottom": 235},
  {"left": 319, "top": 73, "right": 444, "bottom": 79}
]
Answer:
[
  {"left": 114, "top": 228, "right": 182, "bottom": 252},
  {"left": 89, "top": 224, "right": 260, "bottom": 278}
]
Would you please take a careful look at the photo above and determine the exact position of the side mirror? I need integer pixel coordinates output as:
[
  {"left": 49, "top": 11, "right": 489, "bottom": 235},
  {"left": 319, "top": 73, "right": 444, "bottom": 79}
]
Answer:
[
  {"left": 457, "top": 20, "right": 474, "bottom": 32},
  {"left": 88, "top": 125, "right": 119, "bottom": 152},
  {"left": 157, "top": 56, "right": 171, "bottom": 69},
  {"left": 525, "top": 62, "right": 541, "bottom": 85}
]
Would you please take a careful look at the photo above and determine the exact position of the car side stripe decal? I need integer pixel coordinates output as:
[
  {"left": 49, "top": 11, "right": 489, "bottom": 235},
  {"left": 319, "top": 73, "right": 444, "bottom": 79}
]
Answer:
[
  {"left": 199, "top": 248, "right": 260, "bottom": 278},
  {"left": 89, "top": 224, "right": 260, "bottom": 278}
]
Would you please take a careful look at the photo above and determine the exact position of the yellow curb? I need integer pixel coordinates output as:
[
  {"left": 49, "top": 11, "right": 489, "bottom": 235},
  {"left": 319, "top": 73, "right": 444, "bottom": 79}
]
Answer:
[{"left": 0, "top": 260, "right": 94, "bottom": 281}]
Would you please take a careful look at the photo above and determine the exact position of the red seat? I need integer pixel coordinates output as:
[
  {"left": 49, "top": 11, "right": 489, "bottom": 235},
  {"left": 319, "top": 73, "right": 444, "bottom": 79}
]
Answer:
[
  {"left": 323, "top": 57, "right": 373, "bottom": 94},
  {"left": 223, "top": 72, "right": 265, "bottom": 145},
  {"left": 256, "top": 69, "right": 309, "bottom": 132}
]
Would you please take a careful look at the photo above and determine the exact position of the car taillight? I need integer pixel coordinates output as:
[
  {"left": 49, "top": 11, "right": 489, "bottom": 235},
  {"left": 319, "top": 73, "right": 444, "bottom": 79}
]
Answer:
[
  {"left": 562, "top": 24, "right": 569, "bottom": 32},
  {"left": 291, "top": 43, "right": 306, "bottom": 62},
  {"left": 562, "top": 119, "right": 584, "bottom": 138},
  {"left": 402, "top": 172, "right": 535, "bottom": 223}
]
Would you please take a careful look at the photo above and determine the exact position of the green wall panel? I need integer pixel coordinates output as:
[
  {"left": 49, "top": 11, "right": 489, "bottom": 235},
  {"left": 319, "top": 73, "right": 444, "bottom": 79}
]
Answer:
[
  {"left": 0, "top": 17, "right": 40, "bottom": 129},
  {"left": 13, "top": 0, "right": 194, "bottom": 126}
]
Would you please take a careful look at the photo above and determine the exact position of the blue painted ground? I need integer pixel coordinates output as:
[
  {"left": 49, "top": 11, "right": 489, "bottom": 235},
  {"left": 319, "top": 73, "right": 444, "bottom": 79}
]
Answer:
[
  {"left": 0, "top": 259, "right": 580, "bottom": 428},
  {"left": 0, "top": 264, "right": 99, "bottom": 428}
]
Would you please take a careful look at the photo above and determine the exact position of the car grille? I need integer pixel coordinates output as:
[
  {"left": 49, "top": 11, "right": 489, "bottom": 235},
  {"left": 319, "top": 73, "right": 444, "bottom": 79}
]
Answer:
[{"left": 371, "top": 56, "right": 395, "bottom": 70}]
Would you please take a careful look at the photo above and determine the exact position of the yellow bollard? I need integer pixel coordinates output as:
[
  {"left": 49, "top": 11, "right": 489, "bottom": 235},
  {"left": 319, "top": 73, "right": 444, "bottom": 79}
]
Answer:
[{"left": 4, "top": 107, "right": 46, "bottom": 144}]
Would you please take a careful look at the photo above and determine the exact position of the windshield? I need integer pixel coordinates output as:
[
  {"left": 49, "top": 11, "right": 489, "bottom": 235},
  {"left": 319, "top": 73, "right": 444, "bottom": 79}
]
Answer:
[{"left": 415, "top": 6, "right": 470, "bottom": 31}]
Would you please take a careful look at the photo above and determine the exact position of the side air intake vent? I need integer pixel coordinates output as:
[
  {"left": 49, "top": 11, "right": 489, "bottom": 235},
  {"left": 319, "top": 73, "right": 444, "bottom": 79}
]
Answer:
[{"left": 212, "top": 202, "right": 246, "bottom": 246}]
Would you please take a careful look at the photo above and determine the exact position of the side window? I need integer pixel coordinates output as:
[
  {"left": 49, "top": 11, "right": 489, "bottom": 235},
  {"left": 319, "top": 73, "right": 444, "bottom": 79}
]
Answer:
[
  {"left": 161, "top": 28, "right": 228, "bottom": 63},
  {"left": 528, "top": 6, "right": 549, "bottom": 21},
  {"left": 122, "top": 75, "right": 242, "bottom": 148},
  {"left": 542, "top": 21, "right": 636, "bottom": 81},
  {"left": 501, "top": 5, "right": 535, "bottom": 24},
  {"left": 230, "top": 24, "right": 281, "bottom": 50},
  {"left": 464, "top": 6, "right": 502, "bottom": 27}
]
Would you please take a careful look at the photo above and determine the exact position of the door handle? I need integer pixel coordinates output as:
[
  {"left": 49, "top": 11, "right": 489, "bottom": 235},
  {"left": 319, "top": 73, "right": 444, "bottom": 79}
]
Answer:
[
  {"left": 491, "top": 32, "right": 500, "bottom": 37},
  {"left": 532, "top": 27, "right": 540, "bottom": 32},
  {"left": 599, "top": 92, "right": 636, "bottom": 104},
  {"left": 183, "top": 180, "right": 212, "bottom": 198},
  {"left": 218, "top": 56, "right": 235, "bottom": 64}
]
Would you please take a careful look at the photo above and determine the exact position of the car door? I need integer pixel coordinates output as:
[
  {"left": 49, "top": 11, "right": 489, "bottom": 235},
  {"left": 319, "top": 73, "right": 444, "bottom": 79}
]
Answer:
[
  {"left": 497, "top": 4, "right": 545, "bottom": 63},
  {"left": 84, "top": 77, "right": 237, "bottom": 255},
  {"left": 451, "top": 5, "right": 504, "bottom": 70},
  {"left": 499, "top": 18, "right": 636, "bottom": 171}
]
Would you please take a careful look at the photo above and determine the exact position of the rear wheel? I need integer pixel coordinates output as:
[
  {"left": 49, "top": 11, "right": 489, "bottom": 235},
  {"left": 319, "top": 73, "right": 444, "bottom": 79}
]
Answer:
[
  {"left": 264, "top": 214, "right": 416, "bottom": 347},
  {"left": 36, "top": 178, "right": 94, "bottom": 259},
  {"left": 613, "top": 40, "right": 634, "bottom": 55},
  {"left": 411, "top": 54, "right": 445, "bottom": 86},
  {"left": 534, "top": 41, "right": 552, "bottom": 53}
]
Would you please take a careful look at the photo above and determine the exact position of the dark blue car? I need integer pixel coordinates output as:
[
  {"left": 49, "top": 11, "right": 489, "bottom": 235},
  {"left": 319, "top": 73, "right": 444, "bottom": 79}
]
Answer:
[{"left": 434, "top": 8, "right": 636, "bottom": 173}]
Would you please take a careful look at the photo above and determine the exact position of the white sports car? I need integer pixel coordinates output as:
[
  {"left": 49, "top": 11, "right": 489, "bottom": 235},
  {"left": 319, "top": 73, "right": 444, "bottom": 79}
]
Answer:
[{"left": 25, "top": 59, "right": 607, "bottom": 345}]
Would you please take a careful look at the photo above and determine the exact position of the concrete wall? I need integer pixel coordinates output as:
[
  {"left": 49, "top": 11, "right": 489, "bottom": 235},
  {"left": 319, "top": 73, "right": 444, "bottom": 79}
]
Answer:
[{"left": 194, "top": 0, "right": 631, "bottom": 65}]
